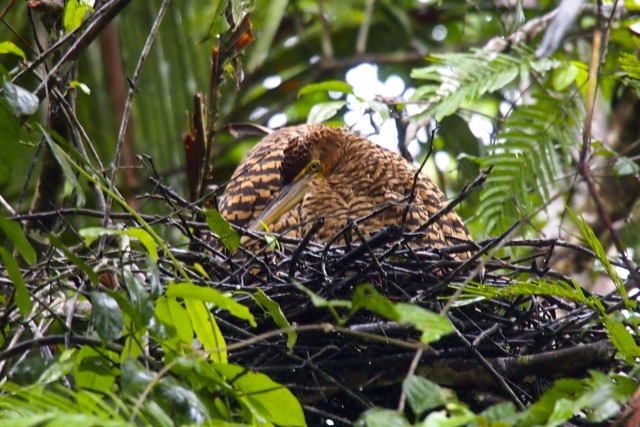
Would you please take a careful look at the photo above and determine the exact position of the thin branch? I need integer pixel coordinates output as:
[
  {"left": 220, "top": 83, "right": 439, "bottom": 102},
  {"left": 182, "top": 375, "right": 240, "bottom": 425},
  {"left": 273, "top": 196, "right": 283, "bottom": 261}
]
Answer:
[{"left": 104, "top": 0, "right": 171, "bottom": 225}]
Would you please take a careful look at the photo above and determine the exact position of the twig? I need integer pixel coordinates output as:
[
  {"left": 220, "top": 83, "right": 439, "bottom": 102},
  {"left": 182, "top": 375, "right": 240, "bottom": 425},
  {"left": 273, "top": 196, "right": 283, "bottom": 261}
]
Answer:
[
  {"left": 104, "top": 0, "right": 171, "bottom": 226},
  {"left": 397, "top": 347, "right": 423, "bottom": 412},
  {"left": 455, "top": 329, "right": 525, "bottom": 410},
  {"left": 27, "top": 0, "right": 133, "bottom": 98}
]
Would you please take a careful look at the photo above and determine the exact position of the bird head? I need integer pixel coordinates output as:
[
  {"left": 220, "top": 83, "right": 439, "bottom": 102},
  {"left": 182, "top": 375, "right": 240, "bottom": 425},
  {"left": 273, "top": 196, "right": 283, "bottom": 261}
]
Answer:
[{"left": 246, "top": 125, "right": 344, "bottom": 233}]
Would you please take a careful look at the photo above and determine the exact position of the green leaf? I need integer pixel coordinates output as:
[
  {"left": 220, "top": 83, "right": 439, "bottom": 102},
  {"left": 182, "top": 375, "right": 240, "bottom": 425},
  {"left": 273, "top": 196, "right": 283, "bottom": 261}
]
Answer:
[
  {"left": 63, "top": 0, "right": 93, "bottom": 33},
  {"left": 603, "top": 318, "right": 640, "bottom": 363},
  {"left": 69, "top": 80, "right": 91, "bottom": 95},
  {"left": 41, "top": 125, "right": 86, "bottom": 207},
  {"left": 78, "top": 226, "right": 116, "bottom": 246},
  {"left": 120, "top": 328, "right": 145, "bottom": 363},
  {"left": 396, "top": 303, "right": 454, "bottom": 343},
  {"left": 204, "top": 0, "right": 230, "bottom": 38},
  {"left": 582, "top": 371, "right": 634, "bottom": 422},
  {"left": 122, "top": 269, "right": 154, "bottom": 328},
  {"left": 476, "top": 91, "right": 583, "bottom": 235},
  {"left": 422, "top": 405, "right": 476, "bottom": 426},
  {"left": 155, "top": 297, "right": 193, "bottom": 344},
  {"left": 255, "top": 289, "right": 296, "bottom": 349},
  {"left": 184, "top": 299, "right": 227, "bottom": 363},
  {"left": 204, "top": 209, "right": 240, "bottom": 253},
  {"left": 0, "top": 247, "right": 32, "bottom": 317},
  {"left": 72, "top": 346, "right": 117, "bottom": 392},
  {"left": 552, "top": 63, "right": 579, "bottom": 91},
  {"left": 518, "top": 372, "right": 637, "bottom": 426},
  {"left": 0, "top": 216, "right": 36, "bottom": 265},
  {"left": 352, "top": 284, "right": 399, "bottom": 321},
  {"left": 120, "top": 358, "right": 155, "bottom": 395},
  {"left": 192, "top": 262, "right": 211, "bottom": 279},
  {"left": 298, "top": 80, "right": 353, "bottom": 97},
  {"left": 410, "top": 50, "right": 522, "bottom": 121},
  {"left": 214, "top": 363, "right": 305, "bottom": 427},
  {"left": 307, "top": 100, "right": 346, "bottom": 124},
  {"left": 167, "top": 282, "right": 256, "bottom": 327},
  {"left": 356, "top": 408, "right": 411, "bottom": 427},
  {"left": 568, "top": 209, "right": 629, "bottom": 302},
  {"left": 477, "top": 402, "right": 519, "bottom": 424},
  {"left": 91, "top": 291, "right": 124, "bottom": 342},
  {"left": 125, "top": 228, "right": 158, "bottom": 262},
  {"left": 38, "top": 349, "right": 75, "bottom": 384},
  {"left": 403, "top": 376, "right": 451, "bottom": 415},
  {"left": 0, "top": 41, "right": 26, "bottom": 61},
  {"left": 619, "top": 51, "right": 640, "bottom": 79},
  {"left": 291, "top": 280, "right": 352, "bottom": 309}
]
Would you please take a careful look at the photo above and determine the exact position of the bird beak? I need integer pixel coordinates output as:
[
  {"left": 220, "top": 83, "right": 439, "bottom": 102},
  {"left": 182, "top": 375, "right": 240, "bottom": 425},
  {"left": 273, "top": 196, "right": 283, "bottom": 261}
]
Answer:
[{"left": 246, "top": 172, "right": 316, "bottom": 233}]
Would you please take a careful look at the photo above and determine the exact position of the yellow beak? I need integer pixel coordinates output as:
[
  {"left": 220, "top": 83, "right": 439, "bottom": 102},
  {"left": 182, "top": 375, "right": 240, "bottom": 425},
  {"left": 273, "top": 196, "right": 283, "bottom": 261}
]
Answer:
[{"left": 246, "top": 172, "right": 317, "bottom": 233}]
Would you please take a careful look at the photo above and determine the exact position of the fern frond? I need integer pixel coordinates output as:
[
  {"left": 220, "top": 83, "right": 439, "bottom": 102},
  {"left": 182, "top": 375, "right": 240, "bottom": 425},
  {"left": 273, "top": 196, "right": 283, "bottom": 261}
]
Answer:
[
  {"left": 0, "top": 383, "right": 163, "bottom": 426},
  {"left": 411, "top": 49, "right": 526, "bottom": 120},
  {"left": 410, "top": 49, "right": 585, "bottom": 236},
  {"left": 619, "top": 38, "right": 640, "bottom": 81},
  {"left": 477, "top": 90, "right": 584, "bottom": 234},
  {"left": 458, "top": 279, "right": 604, "bottom": 313}
]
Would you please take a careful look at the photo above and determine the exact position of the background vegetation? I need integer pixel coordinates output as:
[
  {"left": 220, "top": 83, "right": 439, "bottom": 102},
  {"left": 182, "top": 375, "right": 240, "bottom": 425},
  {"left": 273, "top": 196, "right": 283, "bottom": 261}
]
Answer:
[{"left": 0, "top": 0, "right": 639, "bottom": 425}]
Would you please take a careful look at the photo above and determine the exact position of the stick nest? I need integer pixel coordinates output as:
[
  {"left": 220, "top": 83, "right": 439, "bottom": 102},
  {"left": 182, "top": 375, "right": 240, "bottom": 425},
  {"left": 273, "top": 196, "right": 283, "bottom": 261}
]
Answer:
[
  {"left": 2, "top": 204, "right": 625, "bottom": 426},
  {"left": 191, "top": 222, "right": 622, "bottom": 424}
]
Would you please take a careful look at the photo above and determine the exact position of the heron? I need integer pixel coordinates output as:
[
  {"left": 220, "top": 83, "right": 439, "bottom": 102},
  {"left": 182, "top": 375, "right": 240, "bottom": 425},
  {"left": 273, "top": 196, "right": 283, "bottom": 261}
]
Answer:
[{"left": 218, "top": 124, "right": 471, "bottom": 257}]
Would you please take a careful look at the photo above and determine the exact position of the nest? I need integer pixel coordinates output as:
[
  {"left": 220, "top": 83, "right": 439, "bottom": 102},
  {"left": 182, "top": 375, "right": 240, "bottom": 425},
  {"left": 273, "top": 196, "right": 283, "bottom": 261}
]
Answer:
[
  {"left": 189, "top": 224, "right": 621, "bottom": 425},
  {"left": 2, "top": 200, "right": 624, "bottom": 425}
]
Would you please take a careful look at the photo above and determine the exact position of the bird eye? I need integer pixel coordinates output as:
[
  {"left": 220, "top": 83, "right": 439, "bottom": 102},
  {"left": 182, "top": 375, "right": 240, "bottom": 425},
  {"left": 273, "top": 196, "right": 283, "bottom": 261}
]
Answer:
[{"left": 309, "top": 160, "right": 320, "bottom": 172}]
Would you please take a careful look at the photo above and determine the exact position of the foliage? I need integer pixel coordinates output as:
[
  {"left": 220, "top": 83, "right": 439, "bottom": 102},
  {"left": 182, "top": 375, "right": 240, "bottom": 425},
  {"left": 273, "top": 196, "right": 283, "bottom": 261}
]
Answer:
[
  {"left": 0, "top": 0, "right": 639, "bottom": 426},
  {"left": 357, "top": 371, "right": 637, "bottom": 427}
]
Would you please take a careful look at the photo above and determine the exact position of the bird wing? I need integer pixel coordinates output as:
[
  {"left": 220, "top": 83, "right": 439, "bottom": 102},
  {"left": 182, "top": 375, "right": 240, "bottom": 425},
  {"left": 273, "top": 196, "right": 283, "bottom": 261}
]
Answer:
[{"left": 218, "top": 128, "right": 303, "bottom": 235}]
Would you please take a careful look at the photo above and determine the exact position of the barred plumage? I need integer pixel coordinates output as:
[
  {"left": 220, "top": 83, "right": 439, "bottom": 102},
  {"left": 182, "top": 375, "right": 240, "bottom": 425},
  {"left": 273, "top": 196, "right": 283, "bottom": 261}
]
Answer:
[{"left": 218, "top": 124, "right": 472, "bottom": 257}]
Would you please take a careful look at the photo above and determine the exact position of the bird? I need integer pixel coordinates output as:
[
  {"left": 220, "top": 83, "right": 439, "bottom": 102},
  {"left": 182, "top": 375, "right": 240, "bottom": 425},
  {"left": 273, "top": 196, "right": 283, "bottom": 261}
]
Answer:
[{"left": 218, "top": 124, "right": 472, "bottom": 257}]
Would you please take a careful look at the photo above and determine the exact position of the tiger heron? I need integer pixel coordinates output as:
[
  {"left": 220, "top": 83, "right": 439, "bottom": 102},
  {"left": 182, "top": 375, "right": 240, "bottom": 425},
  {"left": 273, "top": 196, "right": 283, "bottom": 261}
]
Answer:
[{"left": 218, "top": 124, "right": 471, "bottom": 257}]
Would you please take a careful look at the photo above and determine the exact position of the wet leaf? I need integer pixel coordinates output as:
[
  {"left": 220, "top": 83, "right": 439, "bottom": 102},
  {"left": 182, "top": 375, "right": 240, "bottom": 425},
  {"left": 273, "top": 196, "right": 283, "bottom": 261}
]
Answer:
[
  {"left": 184, "top": 298, "right": 227, "bottom": 363},
  {"left": 167, "top": 282, "right": 255, "bottom": 327},
  {"left": 356, "top": 408, "right": 410, "bottom": 427},
  {"left": 204, "top": 209, "right": 239, "bottom": 253},
  {"left": 352, "top": 284, "right": 399, "bottom": 321},
  {"left": 91, "top": 291, "right": 124, "bottom": 341},
  {"left": 125, "top": 228, "right": 158, "bottom": 262},
  {"left": 155, "top": 297, "right": 193, "bottom": 344},
  {"left": 0, "top": 41, "right": 26, "bottom": 61},
  {"left": 552, "top": 63, "right": 578, "bottom": 91},
  {"left": 403, "top": 376, "right": 450, "bottom": 415},
  {"left": 396, "top": 303, "right": 454, "bottom": 343},
  {"left": 63, "top": 0, "right": 93, "bottom": 33},
  {"left": 214, "top": 363, "right": 305, "bottom": 426},
  {"left": 255, "top": 289, "right": 296, "bottom": 349}
]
